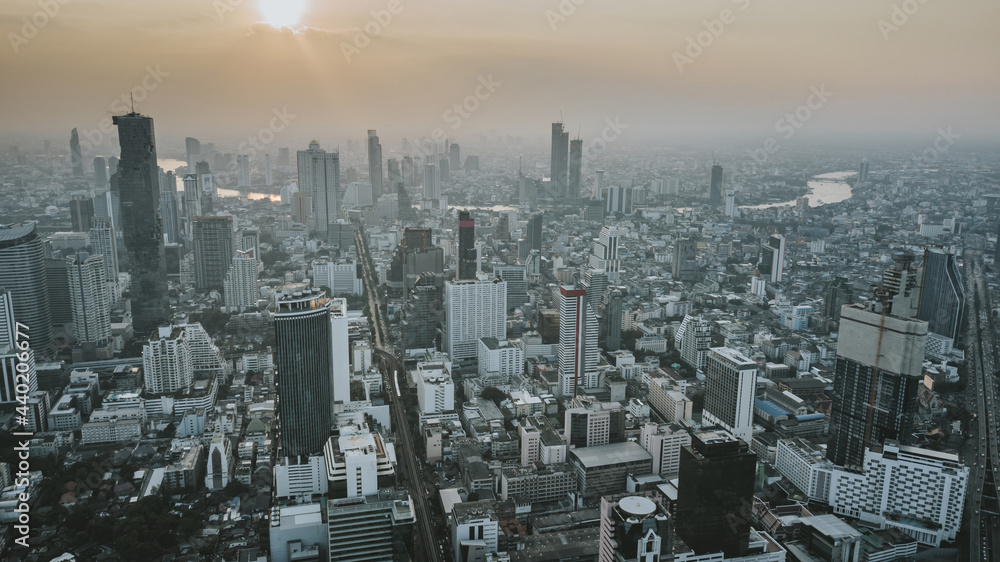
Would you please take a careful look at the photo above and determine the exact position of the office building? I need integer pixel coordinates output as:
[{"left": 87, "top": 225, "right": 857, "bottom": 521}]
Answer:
[
  {"left": 297, "top": 141, "right": 341, "bottom": 236},
  {"left": 143, "top": 325, "right": 194, "bottom": 394},
  {"left": 526, "top": 213, "right": 543, "bottom": 252},
  {"left": 312, "top": 261, "right": 363, "bottom": 296},
  {"left": 495, "top": 265, "right": 528, "bottom": 310},
  {"left": 113, "top": 111, "right": 169, "bottom": 333},
  {"left": 822, "top": 277, "right": 853, "bottom": 331},
  {"left": 69, "top": 127, "right": 83, "bottom": 176},
  {"left": 640, "top": 422, "right": 692, "bottom": 478},
  {"left": 676, "top": 429, "right": 756, "bottom": 557},
  {"left": 274, "top": 289, "right": 333, "bottom": 456},
  {"left": 477, "top": 337, "right": 524, "bottom": 384},
  {"left": 327, "top": 489, "right": 415, "bottom": 562},
  {"left": 550, "top": 122, "right": 569, "bottom": 195},
  {"left": 564, "top": 401, "right": 625, "bottom": 449},
  {"left": 917, "top": 249, "right": 964, "bottom": 341},
  {"left": 423, "top": 163, "right": 441, "bottom": 200},
  {"left": 224, "top": 250, "right": 259, "bottom": 313},
  {"left": 858, "top": 158, "right": 869, "bottom": 184},
  {"left": 672, "top": 238, "right": 698, "bottom": 283},
  {"left": 827, "top": 304, "right": 927, "bottom": 469},
  {"left": 367, "top": 129, "right": 384, "bottom": 199},
  {"left": 674, "top": 314, "right": 711, "bottom": 371},
  {"left": 236, "top": 154, "right": 250, "bottom": 187},
  {"left": 604, "top": 185, "right": 633, "bottom": 215},
  {"left": 45, "top": 258, "right": 72, "bottom": 328},
  {"left": 160, "top": 189, "right": 181, "bottom": 244},
  {"left": 725, "top": 190, "right": 737, "bottom": 218},
  {"left": 457, "top": 211, "right": 477, "bottom": 280},
  {"left": 93, "top": 156, "right": 108, "bottom": 188},
  {"left": 568, "top": 138, "right": 583, "bottom": 198},
  {"left": 66, "top": 252, "right": 111, "bottom": 349},
  {"left": 444, "top": 275, "right": 506, "bottom": 363},
  {"left": 329, "top": 298, "right": 351, "bottom": 407},
  {"left": 703, "top": 347, "right": 757, "bottom": 444},
  {"left": 185, "top": 137, "right": 201, "bottom": 171},
  {"left": 0, "top": 290, "right": 38, "bottom": 406},
  {"left": 590, "top": 225, "right": 622, "bottom": 284},
  {"left": 451, "top": 501, "right": 500, "bottom": 562},
  {"left": 558, "top": 286, "right": 599, "bottom": 396},
  {"left": 264, "top": 153, "right": 273, "bottom": 186},
  {"left": 603, "top": 288, "right": 623, "bottom": 351},
  {"left": 416, "top": 359, "right": 455, "bottom": 415},
  {"left": 759, "top": 234, "right": 786, "bottom": 283},
  {"left": 182, "top": 173, "right": 201, "bottom": 230},
  {"left": 269, "top": 503, "right": 328, "bottom": 562},
  {"left": 569, "top": 441, "right": 652, "bottom": 504},
  {"left": 0, "top": 223, "right": 53, "bottom": 357},
  {"left": 449, "top": 143, "right": 461, "bottom": 171},
  {"left": 598, "top": 494, "right": 672, "bottom": 562},
  {"left": 324, "top": 426, "right": 397, "bottom": 498},
  {"left": 192, "top": 215, "right": 235, "bottom": 290},
  {"left": 403, "top": 274, "right": 440, "bottom": 351},
  {"left": 709, "top": 164, "right": 723, "bottom": 205},
  {"left": 69, "top": 195, "right": 94, "bottom": 232}
]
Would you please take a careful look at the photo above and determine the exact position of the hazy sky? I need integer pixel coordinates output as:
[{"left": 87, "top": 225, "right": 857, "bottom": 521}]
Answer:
[{"left": 1, "top": 0, "right": 997, "bottom": 151}]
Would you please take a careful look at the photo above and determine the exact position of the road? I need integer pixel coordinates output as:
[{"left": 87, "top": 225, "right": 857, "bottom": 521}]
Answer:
[
  {"left": 962, "top": 251, "right": 1000, "bottom": 561},
  {"left": 355, "top": 223, "right": 443, "bottom": 562}
]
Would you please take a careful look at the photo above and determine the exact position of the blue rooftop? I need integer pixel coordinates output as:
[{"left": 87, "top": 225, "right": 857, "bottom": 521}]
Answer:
[{"left": 755, "top": 399, "right": 791, "bottom": 419}]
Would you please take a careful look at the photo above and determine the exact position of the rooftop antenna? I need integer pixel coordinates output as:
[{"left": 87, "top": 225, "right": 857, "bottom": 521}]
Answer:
[
  {"left": 712, "top": 151, "right": 717, "bottom": 166},
  {"left": 130, "top": 92, "right": 135, "bottom": 113},
  {"left": 559, "top": 111, "right": 564, "bottom": 124}
]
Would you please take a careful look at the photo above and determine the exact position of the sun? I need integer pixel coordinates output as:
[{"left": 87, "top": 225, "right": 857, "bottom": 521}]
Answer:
[{"left": 259, "top": 0, "right": 307, "bottom": 29}]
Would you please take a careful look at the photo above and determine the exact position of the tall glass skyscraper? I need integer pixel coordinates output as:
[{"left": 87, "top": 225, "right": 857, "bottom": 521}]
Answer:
[
  {"left": 274, "top": 289, "right": 333, "bottom": 457},
  {"left": 367, "top": 129, "right": 383, "bottom": 199},
  {"left": 0, "top": 223, "right": 53, "bottom": 358},
  {"left": 113, "top": 112, "right": 169, "bottom": 334},
  {"left": 917, "top": 249, "right": 965, "bottom": 341},
  {"left": 709, "top": 163, "right": 723, "bottom": 206},
  {"left": 457, "top": 211, "right": 477, "bottom": 280},
  {"left": 297, "top": 141, "right": 341, "bottom": 237}
]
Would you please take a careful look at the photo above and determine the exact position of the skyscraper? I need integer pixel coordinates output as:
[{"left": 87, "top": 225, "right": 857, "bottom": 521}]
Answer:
[
  {"left": 93, "top": 157, "right": 108, "bottom": 188},
  {"left": 822, "top": 277, "right": 853, "bottom": 331},
  {"left": 423, "top": 163, "right": 440, "bottom": 200},
  {"left": 457, "top": 211, "right": 477, "bottom": 280},
  {"left": 185, "top": 137, "right": 201, "bottom": 171},
  {"left": 0, "top": 289, "right": 38, "bottom": 406},
  {"left": 69, "top": 128, "right": 84, "bottom": 176},
  {"left": 192, "top": 215, "right": 235, "bottom": 291},
  {"left": 526, "top": 213, "right": 543, "bottom": 252},
  {"left": 495, "top": 265, "right": 528, "bottom": 311},
  {"left": 725, "top": 190, "right": 736, "bottom": 218},
  {"left": 676, "top": 429, "right": 756, "bottom": 557},
  {"left": 709, "top": 164, "right": 723, "bottom": 206},
  {"left": 449, "top": 143, "right": 461, "bottom": 171},
  {"left": 917, "top": 249, "right": 965, "bottom": 341},
  {"left": 297, "top": 141, "right": 341, "bottom": 236},
  {"left": 113, "top": 111, "right": 169, "bottom": 334},
  {"left": 702, "top": 347, "right": 757, "bottom": 444},
  {"left": 827, "top": 303, "right": 927, "bottom": 469},
  {"left": 550, "top": 122, "right": 569, "bottom": 195},
  {"left": 143, "top": 325, "right": 193, "bottom": 394},
  {"left": 67, "top": 252, "right": 111, "bottom": 349},
  {"left": 558, "top": 286, "right": 599, "bottom": 396},
  {"left": 274, "top": 289, "right": 333, "bottom": 457},
  {"left": 590, "top": 225, "right": 622, "bottom": 284},
  {"left": 264, "top": 153, "right": 273, "bottom": 186},
  {"left": 224, "top": 250, "right": 258, "bottom": 313},
  {"left": 568, "top": 138, "right": 583, "bottom": 198},
  {"left": 0, "top": 223, "right": 53, "bottom": 358},
  {"left": 602, "top": 288, "right": 623, "bottom": 351},
  {"left": 367, "top": 129, "right": 384, "bottom": 199},
  {"left": 758, "top": 234, "right": 786, "bottom": 283},
  {"left": 236, "top": 154, "right": 251, "bottom": 187},
  {"left": 594, "top": 169, "right": 605, "bottom": 200},
  {"left": 672, "top": 238, "right": 698, "bottom": 283},
  {"left": 444, "top": 275, "right": 506, "bottom": 363},
  {"left": 69, "top": 195, "right": 94, "bottom": 232},
  {"left": 329, "top": 298, "right": 351, "bottom": 408},
  {"left": 858, "top": 158, "right": 869, "bottom": 184}
]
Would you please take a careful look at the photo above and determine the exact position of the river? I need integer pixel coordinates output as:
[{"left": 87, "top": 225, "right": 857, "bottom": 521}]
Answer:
[{"left": 740, "top": 170, "right": 855, "bottom": 210}]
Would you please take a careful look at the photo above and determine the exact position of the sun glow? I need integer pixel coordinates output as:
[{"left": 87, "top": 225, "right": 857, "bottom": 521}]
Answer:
[{"left": 258, "top": 0, "right": 307, "bottom": 29}]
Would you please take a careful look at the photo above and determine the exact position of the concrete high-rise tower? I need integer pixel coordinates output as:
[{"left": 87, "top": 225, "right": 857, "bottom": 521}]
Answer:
[
  {"left": 590, "top": 225, "right": 622, "bottom": 284},
  {"left": 568, "top": 138, "right": 583, "bottom": 198},
  {"left": 672, "top": 238, "right": 698, "bottom": 283},
  {"left": 185, "top": 137, "right": 201, "bottom": 171},
  {"left": 113, "top": 111, "right": 169, "bottom": 334},
  {"left": 66, "top": 252, "right": 111, "bottom": 349},
  {"left": 550, "top": 122, "right": 569, "bottom": 196},
  {"left": 274, "top": 289, "right": 334, "bottom": 457},
  {"left": 558, "top": 286, "right": 599, "bottom": 396},
  {"left": 827, "top": 303, "right": 928, "bottom": 469},
  {"left": 858, "top": 158, "right": 869, "bottom": 184},
  {"left": 236, "top": 154, "right": 251, "bottom": 187},
  {"left": 297, "top": 141, "right": 341, "bottom": 237},
  {"left": 93, "top": 157, "right": 108, "bottom": 188},
  {"left": 367, "top": 129, "right": 384, "bottom": 199},
  {"left": 709, "top": 164, "right": 723, "bottom": 206},
  {"left": 702, "top": 348, "right": 756, "bottom": 444},
  {"left": 192, "top": 215, "right": 235, "bottom": 291},
  {"left": 457, "top": 211, "right": 477, "bottom": 280},
  {"left": 0, "top": 223, "right": 53, "bottom": 357},
  {"left": 444, "top": 275, "right": 506, "bottom": 364},
  {"left": 758, "top": 234, "right": 786, "bottom": 283}
]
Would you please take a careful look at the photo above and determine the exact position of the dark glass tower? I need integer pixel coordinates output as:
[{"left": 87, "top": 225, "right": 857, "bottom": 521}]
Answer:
[
  {"left": 917, "top": 249, "right": 965, "bottom": 341},
  {"left": 527, "top": 213, "right": 543, "bottom": 252},
  {"left": 457, "top": 211, "right": 477, "bottom": 280},
  {"left": 550, "top": 122, "right": 569, "bottom": 196},
  {"left": 0, "top": 223, "right": 53, "bottom": 358},
  {"left": 822, "top": 277, "right": 853, "bottom": 331},
  {"left": 568, "top": 138, "right": 583, "bottom": 198},
  {"left": 113, "top": 112, "right": 169, "bottom": 334},
  {"left": 709, "top": 164, "right": 723, "bottom": 206},
  {"left": 603, "top": 288, "right": 623, "bottom": 351},
  {"left": 676, "top": 429, "right": 756, "bottom": 557},
  {"left": 192, "top": 215, "right": 235, "bottom": 290},
  {"left": 70, "top": 128, "right": 83, "bottom": 177},
  {"left": 274, "top": 289, "right": 333, "bottom": 456}
]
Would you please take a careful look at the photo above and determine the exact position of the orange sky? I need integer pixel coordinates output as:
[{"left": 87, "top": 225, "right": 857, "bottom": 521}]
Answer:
[{"left": 1, "top": 0, "right": 997, "bottom": 150}]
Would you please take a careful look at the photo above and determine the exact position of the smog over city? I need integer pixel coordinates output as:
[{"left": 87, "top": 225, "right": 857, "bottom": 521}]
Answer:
[{"left": 0, "top": 0, "right": 997, "bottom": 560}]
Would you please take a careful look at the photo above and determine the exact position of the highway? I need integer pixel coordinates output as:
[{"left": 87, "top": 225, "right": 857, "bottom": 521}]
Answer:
[
  {"left": 355, "top": 223, "right": 443, "bottom": 562},
  {"left": 962, "top": 251, "right": 1000, "bottom": 561}
]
